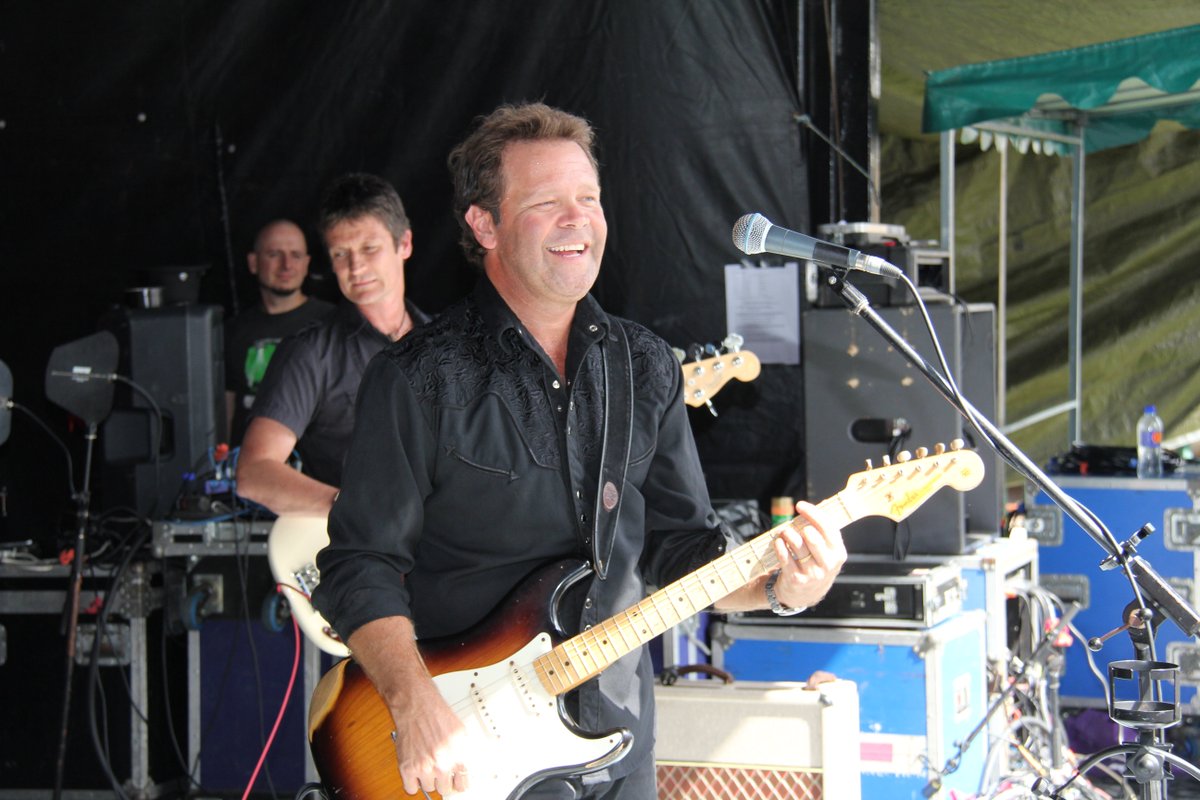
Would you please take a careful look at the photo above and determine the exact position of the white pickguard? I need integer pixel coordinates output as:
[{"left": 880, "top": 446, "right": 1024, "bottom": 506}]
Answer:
[{"left": 433, "top": 634, "right": 630, "bottom": 799}]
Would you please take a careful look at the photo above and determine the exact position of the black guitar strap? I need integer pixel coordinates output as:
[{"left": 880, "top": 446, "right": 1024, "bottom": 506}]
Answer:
[{"left": 591, "top": 321, "right": 633, "bottom": 581}]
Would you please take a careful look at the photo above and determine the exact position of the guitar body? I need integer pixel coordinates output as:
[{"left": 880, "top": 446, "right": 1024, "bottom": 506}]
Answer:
[
  {"left": 308, "top": 560, "right": 632, "bottom": 800},
  {"left": 267, "top": 515, "right": 351, "bottom": 657}
]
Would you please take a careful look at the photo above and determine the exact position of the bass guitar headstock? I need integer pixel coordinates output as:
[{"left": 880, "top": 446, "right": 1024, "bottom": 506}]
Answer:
[{"left": 675, "top": 333, "right": 761, "bottom": 415}]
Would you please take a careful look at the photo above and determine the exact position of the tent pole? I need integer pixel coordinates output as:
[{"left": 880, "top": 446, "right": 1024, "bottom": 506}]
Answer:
[
  {"left": 1067, "top": 132, "right": 1085, "bottom": 443},
  {"left": 998, "top": 141, "right": 1008, "bottom": 428},
  {"left": 940, "top": 130, "right": 956, "bottom": 296}
]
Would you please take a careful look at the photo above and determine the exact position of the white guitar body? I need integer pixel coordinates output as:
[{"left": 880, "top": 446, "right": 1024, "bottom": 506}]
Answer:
[
  {"left": 428, "top": 634, "right": 630, "bottom": 798},
  {"left": 266, "top": 515, "right": 351, "bottom": 657}
]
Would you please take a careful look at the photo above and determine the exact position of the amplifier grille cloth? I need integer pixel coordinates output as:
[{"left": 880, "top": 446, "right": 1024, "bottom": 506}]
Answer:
[{"left": 657, "top": 763, "right": 821, "bottom": 800}]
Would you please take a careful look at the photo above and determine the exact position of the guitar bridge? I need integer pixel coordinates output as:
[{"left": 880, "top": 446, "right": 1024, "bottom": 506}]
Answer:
[{"left": 294, "top": 563, "right": 321, "bottom": 596}]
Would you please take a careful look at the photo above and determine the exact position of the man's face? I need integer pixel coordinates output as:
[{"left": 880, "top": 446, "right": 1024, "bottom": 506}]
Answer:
[
  {"left": 470, "top": 139, "right": 606, "bottom": 311},
  {"left": 325, "top": 215, "right": 412, "bottom": 307},
  {"left": 248, "top": 222, "right": 310, "bottom": 297}
]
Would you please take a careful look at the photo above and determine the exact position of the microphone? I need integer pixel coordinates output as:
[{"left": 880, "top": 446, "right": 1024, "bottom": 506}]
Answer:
[{"left": 732, "top": 213, "right": 904, "bottom": 278}]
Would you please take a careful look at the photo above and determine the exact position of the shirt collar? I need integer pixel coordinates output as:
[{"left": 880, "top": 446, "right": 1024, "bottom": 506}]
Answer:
[
  {"left": 335, "top": 298, "right": 428, "bottom": 343},
  {"left": 471, "top": 276, "right": 610, "bottom": 348}
]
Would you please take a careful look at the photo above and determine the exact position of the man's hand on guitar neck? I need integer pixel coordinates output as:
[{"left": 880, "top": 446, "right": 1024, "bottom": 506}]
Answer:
[
  {"left": 348, "top": 616, "right": 472, "bottom": 797},
  {"left": 769, "top": 500, "right": 847, "bottom": 610},
  {"left": 713, "top": 500, "right": 847, "bottom": 614}
]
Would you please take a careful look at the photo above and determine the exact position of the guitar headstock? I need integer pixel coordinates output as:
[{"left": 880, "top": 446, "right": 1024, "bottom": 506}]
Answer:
[
  {"left": 678, "top": 335, "right": 762, "bottom": 409},
  {"left": 836, "top": 441, "right": 985, "bottom": 523}
]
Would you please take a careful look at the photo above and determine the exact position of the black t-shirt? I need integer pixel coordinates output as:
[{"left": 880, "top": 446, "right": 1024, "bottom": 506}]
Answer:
[
  {"left": 249, "top": 301, "right": 429, "bottom": 487},
  {"left": 224, "top": 298, "right": 335, "bottom": 444}
]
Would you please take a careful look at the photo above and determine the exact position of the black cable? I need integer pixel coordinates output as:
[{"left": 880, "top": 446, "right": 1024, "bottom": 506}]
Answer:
[
  {"left": 85, "top": 523, "right": 151, "bottom": 800},
  {"left": 233, "top": 513, "right": 280, "bottom": 800},
  {"left": 9, "top": 401, "right": 77, "bottom": 497},
  {"left": 157, "top": 551, "right": 211, "bottom": 794}
]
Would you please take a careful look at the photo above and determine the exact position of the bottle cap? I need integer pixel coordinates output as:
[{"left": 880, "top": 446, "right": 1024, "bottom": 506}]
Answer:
[{"left": 1146, "top": 404, "right": 1156, "bottom": 413}]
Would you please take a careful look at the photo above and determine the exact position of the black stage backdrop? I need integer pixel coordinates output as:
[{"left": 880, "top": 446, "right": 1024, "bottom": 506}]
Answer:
[{"left": 0, "top": 1, "right": 811, "bottom": 545}]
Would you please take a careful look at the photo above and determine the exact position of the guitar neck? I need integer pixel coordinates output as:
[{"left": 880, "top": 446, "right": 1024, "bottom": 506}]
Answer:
[
  {"left": 532, "top": 495, "right": 852, "bottom": 696},
  {"left": 530, "top": 444, "right": 984, "bottom": 695}
]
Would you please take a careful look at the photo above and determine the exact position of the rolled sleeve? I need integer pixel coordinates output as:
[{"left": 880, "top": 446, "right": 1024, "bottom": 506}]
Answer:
[{"left": 312, "top": 353, "right": 434, "bottom": 641}]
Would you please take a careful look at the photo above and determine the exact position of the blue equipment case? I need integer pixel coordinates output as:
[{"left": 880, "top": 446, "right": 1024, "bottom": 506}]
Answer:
[
  {"left": 1027, "top": 475, "right": 1200, "bottom": 707},
  {"left": 711, "top": 610, "right": 989, "bottom": 799}
]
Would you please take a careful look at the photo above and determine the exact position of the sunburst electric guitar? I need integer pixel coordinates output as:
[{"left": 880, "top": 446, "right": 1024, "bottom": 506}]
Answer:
[{"left": 307, "top": 443, "right": 985, "bottom": 800}]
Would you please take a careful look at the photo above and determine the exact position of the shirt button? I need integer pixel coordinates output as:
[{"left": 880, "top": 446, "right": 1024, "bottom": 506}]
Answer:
[
  {"left": 588, "top": 325, "right": 599, "bottom": 333},
  {"left": 556, "top": 405, "right": 563, "bottom": 412},
  {"left": 584, "top": 624, "right": 592, "bottom": 630},
  {"left": 580, "top": 514, "right": 587, "bottom": 524},
  {"left": 584, "top": 598, "right": 593, "bottom": 609},
  {"left": 552, "top": 379, "right": 561, "bottom": 389}
]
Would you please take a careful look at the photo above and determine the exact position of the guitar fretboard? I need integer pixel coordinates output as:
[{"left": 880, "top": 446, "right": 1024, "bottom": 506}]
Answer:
[
  {"left": 529, "top": 444, "right": 982, "bottom": 695},
  {"left": 531, "top": 494, "right": 853, "bottom": 696}
]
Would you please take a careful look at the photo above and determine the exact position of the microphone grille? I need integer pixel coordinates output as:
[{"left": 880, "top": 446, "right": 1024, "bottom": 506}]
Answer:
[{"left": 731, "top": 213, "right": 772, "bottom": 255}]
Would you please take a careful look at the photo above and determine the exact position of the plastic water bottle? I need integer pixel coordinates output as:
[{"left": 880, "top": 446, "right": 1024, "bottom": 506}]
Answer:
[{"left": 1136, "top": 405, "right": 1164, "bottom": 478}]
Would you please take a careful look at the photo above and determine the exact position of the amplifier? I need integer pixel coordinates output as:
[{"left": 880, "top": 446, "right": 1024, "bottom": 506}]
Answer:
[
  {"left": 655, "top": 680, "right": 861, "bottom": 800},
  {"left": 732, "top": 559, "right": 964, "bottom": 629},
  {"left": 151, "top": 517, "right": 272, "bottom": 557}
]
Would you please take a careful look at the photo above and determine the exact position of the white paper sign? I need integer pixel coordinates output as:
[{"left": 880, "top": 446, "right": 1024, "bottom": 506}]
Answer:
[{"left": 723, "top": 262, "right": 800, "bottom": 365}]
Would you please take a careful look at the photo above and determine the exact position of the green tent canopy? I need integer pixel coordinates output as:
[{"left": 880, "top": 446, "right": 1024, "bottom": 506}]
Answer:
[
  {"left": 917, "top": 25, "right": 1200, "bottom": 445},
  {"left": 922, "top": 24, "right": 1200, "bottom": 153}
]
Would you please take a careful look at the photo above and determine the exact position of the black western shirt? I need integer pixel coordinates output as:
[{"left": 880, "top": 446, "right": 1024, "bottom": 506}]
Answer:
[{"left": 314, "top": 278, "right": 730, "bottom": 779}]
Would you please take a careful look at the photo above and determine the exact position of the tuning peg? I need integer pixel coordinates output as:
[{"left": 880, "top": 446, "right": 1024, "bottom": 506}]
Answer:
[
  {"left": 722, "top": 333, "right": 745, "bottom": 352},
  {"left": 864, "top": 458, "right": 874, "bottom": 470},
  {"left": 881, "top": 455, "right": 892, "bottom": 466},
  {"left": 688, "top": 344, "right": 704, "bottom": 362},
  {"left": 915, "top": 447, "right": 929, "bottom": 458},
  {"left": 896, "top": 450, "right": 912, "bottom": 463},
  {"left": 949, "top": 438, "right": 965, "bottom": 451},
  {"left": 704, "top": 343, "right": 718, "bottom": 357},
  {"left": 704, "top": 399, "right": 717, "bottom": 418},
  {"left": 672, "top": 347, "right": 686, "bottom": 364},
  {"left": 934, "top": 442, "right": 946, "bottom": 455}
]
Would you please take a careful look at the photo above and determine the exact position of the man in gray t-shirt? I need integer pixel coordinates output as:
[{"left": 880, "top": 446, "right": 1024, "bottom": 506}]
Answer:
[{"left": 235, "top": 176, "right": 425, "bottom": 516}]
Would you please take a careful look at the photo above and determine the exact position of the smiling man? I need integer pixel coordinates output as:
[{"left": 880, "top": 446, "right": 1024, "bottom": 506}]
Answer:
[
  {"left": 313, "top": 104, "right": 846, "bottom": 799},
  {"left": 235, "top": 174, "right": 429, "bottom": 515}
]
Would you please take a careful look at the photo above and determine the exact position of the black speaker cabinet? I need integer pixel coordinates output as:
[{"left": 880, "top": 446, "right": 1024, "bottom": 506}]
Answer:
[
  {"left": 101, "top": 305, "right": 225, "bottom": 518},
  {"left": 803, "top": 302, "right": 1002, "bottom": 556}
]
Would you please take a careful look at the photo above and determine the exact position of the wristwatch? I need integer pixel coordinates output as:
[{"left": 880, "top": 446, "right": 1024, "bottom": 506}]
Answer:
[{"left": 764, "top": 570, "right": 807, "bottom": 616}]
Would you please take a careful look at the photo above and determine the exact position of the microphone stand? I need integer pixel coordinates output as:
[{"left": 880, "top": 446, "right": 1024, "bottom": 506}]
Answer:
[
  {"left": 53, "top": 421, "right": 100, "bottom": 800},
  {"left": 823, "top": 272, "right": 1200, "bottom": 798}
]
